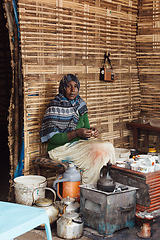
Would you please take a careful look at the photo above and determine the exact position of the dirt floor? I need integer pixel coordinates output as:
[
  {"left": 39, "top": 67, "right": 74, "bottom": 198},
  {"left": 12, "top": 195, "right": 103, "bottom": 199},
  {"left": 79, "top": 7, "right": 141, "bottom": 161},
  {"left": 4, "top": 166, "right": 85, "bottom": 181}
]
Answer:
[{"left": 15, "top": 216, "right": 160, "bottom": 240}]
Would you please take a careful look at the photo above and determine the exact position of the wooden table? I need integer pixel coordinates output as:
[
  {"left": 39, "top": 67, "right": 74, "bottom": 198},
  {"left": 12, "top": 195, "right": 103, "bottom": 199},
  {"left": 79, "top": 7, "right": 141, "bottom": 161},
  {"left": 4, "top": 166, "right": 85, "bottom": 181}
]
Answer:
[
  {"left": 127, "top": 121, "right": 160, "bottom": 152},
  {"left": 110, "top": 165, "right": 160, "bottom": 213}
]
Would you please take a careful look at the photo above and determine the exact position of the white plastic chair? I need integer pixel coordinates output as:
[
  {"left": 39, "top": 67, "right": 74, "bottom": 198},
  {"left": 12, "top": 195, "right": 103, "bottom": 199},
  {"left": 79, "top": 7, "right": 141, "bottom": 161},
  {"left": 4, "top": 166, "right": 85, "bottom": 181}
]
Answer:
[{"left": 0, "top": 201, "right": 52, "bottom": 240}]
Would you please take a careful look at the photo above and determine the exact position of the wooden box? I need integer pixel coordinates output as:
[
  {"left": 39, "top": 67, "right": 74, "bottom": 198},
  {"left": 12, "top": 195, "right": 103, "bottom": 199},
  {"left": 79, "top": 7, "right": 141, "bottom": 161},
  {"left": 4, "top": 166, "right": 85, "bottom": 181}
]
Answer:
[{"left": 110, "top": 165, "right": 160, "bottom": 213}]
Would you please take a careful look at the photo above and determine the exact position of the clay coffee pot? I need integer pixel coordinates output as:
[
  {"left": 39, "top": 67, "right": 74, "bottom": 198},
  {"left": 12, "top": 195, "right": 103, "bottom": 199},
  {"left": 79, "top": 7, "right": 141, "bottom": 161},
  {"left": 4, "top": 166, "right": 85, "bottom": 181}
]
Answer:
[{"left": 97, "top": 162, "right": 116, "bottom": 192}]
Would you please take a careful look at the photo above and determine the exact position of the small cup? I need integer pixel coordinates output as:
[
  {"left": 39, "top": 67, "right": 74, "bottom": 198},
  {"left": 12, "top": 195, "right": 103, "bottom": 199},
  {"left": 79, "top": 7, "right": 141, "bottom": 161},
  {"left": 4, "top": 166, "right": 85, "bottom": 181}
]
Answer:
[{"left": 131, "top": 162, "right": 139, "bottom": 171}]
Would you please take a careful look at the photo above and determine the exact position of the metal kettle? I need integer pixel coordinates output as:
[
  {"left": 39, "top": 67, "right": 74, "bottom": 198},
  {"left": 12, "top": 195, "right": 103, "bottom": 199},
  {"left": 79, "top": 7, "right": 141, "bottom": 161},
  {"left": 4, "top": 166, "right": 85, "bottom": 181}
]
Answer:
[
  {"left": 97, "top": 162, "right": 116, "bottom": 192},
  {"left": 59, "top": 196, "right": 80, "bottom": 214},
  {"left": 32, "top": 187, "right": 59, "bottom": 225},
  {"left": 57, "top": 212, "right": 84, "bottom": 239}
]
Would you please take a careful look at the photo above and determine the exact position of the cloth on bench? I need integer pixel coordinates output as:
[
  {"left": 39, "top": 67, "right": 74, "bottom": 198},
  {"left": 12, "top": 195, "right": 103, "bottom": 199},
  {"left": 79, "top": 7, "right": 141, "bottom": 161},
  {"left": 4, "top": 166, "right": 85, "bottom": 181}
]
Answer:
[{"left": 33, "top": 155, "right": 68, "bottom": 170}]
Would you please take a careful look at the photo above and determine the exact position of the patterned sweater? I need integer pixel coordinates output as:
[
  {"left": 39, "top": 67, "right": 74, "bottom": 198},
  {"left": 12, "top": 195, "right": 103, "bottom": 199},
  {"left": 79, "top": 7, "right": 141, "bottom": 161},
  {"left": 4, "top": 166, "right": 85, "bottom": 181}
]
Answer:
[{"left": 47, "top": 113, "right": 90, "bottom": 151}]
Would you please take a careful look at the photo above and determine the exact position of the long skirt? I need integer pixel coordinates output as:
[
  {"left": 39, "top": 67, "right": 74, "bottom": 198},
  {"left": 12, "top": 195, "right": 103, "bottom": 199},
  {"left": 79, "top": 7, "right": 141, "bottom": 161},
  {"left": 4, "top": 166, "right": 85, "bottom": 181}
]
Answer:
[{"left": 48, "top": 139, "right": 115, "bottom": 185}]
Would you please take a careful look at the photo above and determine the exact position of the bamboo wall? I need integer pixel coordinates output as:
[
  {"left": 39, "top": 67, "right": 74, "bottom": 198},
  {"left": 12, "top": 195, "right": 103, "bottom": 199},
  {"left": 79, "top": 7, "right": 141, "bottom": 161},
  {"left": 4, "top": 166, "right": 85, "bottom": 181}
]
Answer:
[
  {"left": 136, "top": 0, "right": 160, "bottom": 119},
  {"left": 18, "top": 0, "right": 140, "bottom": 173}
]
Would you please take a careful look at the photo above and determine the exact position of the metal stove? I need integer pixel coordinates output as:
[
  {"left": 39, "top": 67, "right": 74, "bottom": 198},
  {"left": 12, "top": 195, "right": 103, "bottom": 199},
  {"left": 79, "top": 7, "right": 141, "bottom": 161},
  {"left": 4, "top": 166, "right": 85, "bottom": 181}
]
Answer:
[{"left": 80, "top": 182, "right": 138, "bottom": 236}]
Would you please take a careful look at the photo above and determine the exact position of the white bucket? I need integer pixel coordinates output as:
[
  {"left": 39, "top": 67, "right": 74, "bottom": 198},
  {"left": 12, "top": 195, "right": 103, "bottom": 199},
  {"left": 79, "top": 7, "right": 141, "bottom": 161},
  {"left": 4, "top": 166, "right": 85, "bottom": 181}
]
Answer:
[{"left": 14, "top": 175, "right": 47, "bottom": 206}]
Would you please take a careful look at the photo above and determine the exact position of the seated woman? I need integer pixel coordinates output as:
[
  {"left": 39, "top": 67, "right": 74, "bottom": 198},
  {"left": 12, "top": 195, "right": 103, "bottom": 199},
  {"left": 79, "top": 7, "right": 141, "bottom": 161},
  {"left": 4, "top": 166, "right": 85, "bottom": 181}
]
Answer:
[{"left": 40, "top": 74, "right": 115, "bottom": 184}]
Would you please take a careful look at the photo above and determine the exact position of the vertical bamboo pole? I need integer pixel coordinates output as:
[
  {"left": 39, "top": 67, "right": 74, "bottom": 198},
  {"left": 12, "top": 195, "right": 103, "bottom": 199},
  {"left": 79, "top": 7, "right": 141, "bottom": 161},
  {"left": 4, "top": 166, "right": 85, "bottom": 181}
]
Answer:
[{"left": 13, "top": 19, "right": 19, "bottom": 174}]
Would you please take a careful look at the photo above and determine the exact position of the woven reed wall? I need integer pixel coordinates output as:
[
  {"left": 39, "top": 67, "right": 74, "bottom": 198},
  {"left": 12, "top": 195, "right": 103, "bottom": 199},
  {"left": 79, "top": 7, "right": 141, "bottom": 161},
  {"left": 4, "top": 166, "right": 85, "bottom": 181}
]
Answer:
[
  {"left": 18, "top": 0, "right": 140, "bottom": 173},
  {"left": 136, "top": 0, "right": 160, "bottom": 119}
]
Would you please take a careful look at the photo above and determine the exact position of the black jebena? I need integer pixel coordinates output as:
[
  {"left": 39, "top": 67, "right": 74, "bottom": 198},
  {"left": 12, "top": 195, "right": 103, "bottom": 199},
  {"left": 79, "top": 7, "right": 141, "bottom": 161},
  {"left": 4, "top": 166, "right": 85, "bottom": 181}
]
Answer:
[{"left": 97, "top": 162, "right": 116, "bottom": 192}]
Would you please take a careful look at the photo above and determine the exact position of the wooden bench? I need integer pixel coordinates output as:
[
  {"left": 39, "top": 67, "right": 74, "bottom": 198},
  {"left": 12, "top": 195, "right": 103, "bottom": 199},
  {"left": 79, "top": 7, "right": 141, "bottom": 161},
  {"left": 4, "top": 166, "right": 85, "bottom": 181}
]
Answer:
[{"left": 33, "top": 155, "right": 69, "bottom": 185}]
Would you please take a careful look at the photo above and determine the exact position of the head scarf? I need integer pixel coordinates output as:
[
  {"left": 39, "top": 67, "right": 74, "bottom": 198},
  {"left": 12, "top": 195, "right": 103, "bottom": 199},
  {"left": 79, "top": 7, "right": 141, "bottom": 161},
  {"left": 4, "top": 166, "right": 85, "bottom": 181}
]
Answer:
[
  {"left": 59, "top": 74, "right": 80, "bottom": 95},
  {"left": 40, "top": 74, "right": 88, "bottom": 143}
]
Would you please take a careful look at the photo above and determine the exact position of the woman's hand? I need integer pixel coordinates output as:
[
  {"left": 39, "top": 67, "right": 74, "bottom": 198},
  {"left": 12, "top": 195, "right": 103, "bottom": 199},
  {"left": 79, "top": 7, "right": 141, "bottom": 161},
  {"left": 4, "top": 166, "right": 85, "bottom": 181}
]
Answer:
[
  {"left": 76, "top": 128, "right": 99, "bottom": 138},
  {"left": 90, "top": 127, "right": 99, "bottom": 138},
  {"left": 67, "top": 127, "right": 99, "bottom": 141},
  {"left": 76, "top": 128, "right": 93, "bottom": 138}
]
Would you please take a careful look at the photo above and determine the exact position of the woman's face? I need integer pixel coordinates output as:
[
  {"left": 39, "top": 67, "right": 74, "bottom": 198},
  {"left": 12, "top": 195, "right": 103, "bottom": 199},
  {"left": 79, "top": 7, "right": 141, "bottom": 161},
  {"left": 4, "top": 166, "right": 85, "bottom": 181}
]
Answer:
[{"left": 65, "top": 81, "right": 79, "bottom": 100}]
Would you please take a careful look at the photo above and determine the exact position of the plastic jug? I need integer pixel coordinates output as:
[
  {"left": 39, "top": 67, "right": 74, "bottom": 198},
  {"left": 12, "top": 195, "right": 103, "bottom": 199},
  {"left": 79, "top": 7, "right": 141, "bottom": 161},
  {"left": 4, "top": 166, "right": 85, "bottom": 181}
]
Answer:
[{"left": 53, "top": 164, "right": 81, "bottom": 202}]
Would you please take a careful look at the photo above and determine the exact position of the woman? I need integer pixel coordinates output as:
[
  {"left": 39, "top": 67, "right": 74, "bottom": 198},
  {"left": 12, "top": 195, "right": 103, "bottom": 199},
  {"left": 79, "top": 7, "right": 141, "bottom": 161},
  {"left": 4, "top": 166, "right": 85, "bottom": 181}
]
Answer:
[{"left": 41, "top": 74, "right": 115, "bottom": 184}]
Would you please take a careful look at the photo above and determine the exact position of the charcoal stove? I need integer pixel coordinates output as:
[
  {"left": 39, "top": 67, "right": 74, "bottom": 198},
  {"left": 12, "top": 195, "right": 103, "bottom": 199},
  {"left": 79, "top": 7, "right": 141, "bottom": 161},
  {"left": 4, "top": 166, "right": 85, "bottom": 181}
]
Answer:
[{"left": 80, "top": 183, "right": 138, "bottom": 236}]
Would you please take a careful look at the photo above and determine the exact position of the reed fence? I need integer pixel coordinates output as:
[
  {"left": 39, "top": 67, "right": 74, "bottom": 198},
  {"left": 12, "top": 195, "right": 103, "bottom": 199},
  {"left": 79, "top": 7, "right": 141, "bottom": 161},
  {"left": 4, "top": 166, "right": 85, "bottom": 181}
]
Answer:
[{"left": 18, "top": 0, "right": 140, "bottom": 173}]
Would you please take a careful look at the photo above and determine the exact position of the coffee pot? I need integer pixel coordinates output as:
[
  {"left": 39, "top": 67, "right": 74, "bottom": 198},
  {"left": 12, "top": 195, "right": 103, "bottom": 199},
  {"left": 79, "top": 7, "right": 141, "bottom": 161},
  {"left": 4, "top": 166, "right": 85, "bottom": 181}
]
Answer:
[{"left": 97, "top": 162, "right": 116, "bottom": 192}]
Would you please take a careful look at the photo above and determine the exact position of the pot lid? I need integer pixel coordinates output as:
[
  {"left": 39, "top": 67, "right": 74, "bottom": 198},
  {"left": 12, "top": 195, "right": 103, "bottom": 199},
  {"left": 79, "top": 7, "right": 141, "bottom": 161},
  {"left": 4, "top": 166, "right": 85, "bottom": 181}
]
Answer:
[
  {"left": 62, "top": 212, "right": 79, "bottom": 220},
  {"left": 61, "top": 196, "right": 76, "bottom": 205},
  {"left": 35, "top": 198, "right": 53, "bottom": 207}
]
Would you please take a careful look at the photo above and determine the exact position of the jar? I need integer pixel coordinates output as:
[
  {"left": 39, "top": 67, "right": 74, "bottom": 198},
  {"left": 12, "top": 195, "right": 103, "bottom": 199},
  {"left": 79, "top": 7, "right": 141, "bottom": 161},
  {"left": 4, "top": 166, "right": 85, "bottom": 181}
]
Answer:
[{"left": 148, "top": 147, "right": 157, "bottom": 156}]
